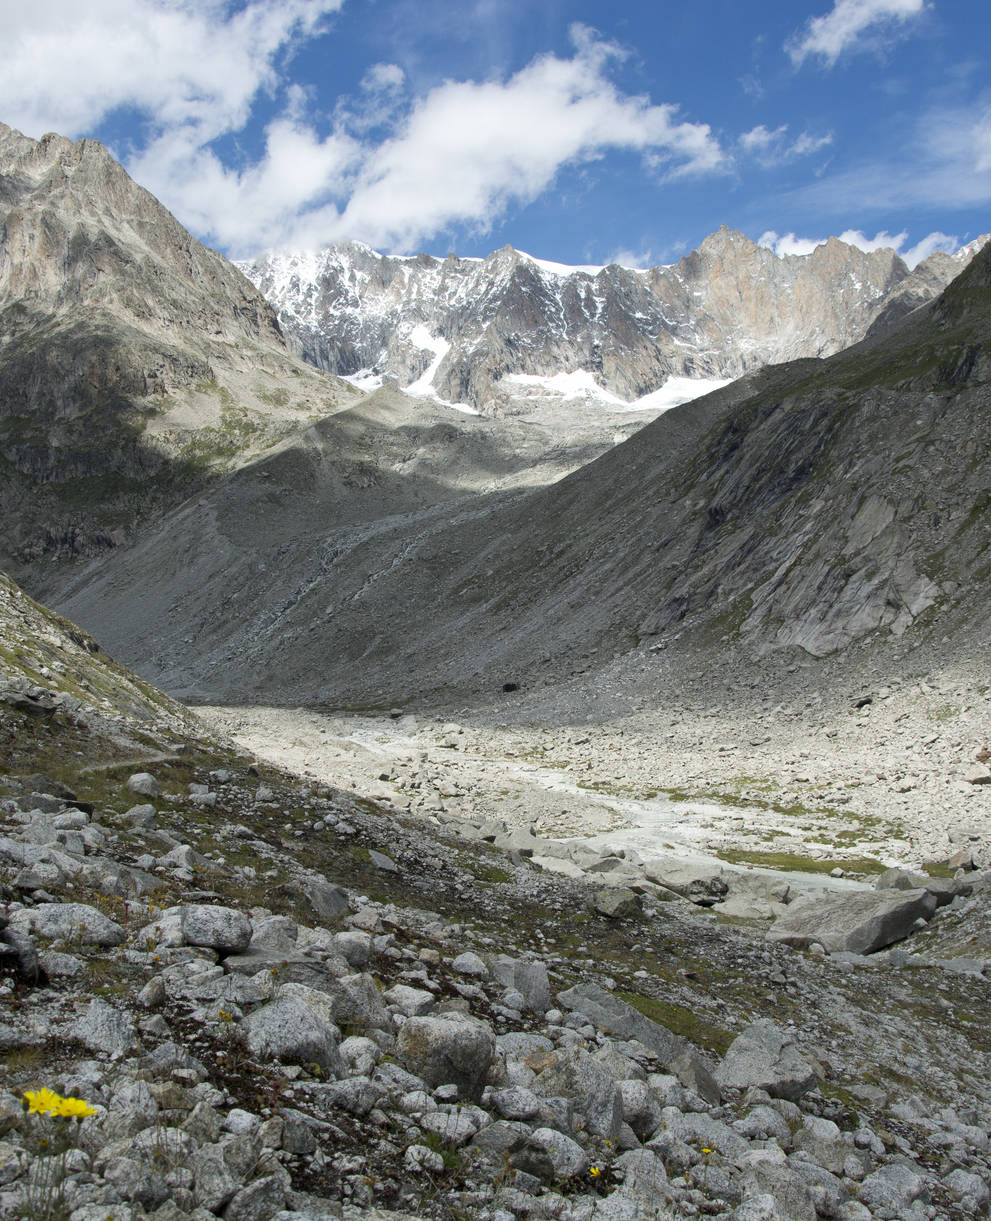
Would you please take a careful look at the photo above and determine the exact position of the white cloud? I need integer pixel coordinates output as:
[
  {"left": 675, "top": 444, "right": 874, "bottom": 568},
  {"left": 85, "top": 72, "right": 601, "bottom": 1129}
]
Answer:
[
  {"left": 740, "top": 124, "right": 788, "bottom": 153},
  {"left": 788, "top": 0, "right": 927, "bottom": 67},
  {"left": 0, "top": 9, "right": 725, "bottom": 257},
  {"left": 330, "top": 27, "right": 725, "bottom": 251},
  {"left": 0, "top": 0, "right": 342, "bottom": 142},
  {"left": 758, "top": 231, "right": 824, "bottom": 257},
  {"left": 758, "top": 226, "right": 959, "bottom": 268},
  {"left": 739, "top": 124, "right": 832, "bottom": 166},
  {"left": 901, "top": 231, "right": 960, "bottom": 264}
]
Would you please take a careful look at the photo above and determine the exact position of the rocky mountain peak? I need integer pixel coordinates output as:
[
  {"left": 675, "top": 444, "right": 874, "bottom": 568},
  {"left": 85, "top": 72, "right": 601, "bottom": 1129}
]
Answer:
[
  {"left": 239, "top": 225, "right": 978, "bottom": 414},
  {"left": 0, "top": 122, "right": 356, "bottom": 572}
]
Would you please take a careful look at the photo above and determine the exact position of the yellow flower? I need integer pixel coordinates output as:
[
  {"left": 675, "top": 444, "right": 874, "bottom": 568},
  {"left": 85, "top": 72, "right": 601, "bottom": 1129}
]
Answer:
[
  {"left": 589, "top": 1166, "right": 601, "bottom": 1178},
  {"left": 701, "top": 1147, "right": 713, "bottom": 1154},
  {"left": 55, "top": 1097, "right": 98, "bottom": 1119},
  {"left": 23, "top": 1088, "right": 63, "bottom": 1116}
]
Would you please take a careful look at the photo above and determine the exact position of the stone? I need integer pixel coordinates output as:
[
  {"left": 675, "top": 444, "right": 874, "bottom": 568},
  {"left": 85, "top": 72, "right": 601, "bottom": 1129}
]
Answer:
[
  {"left": 333, "top": 930, "right": 372, "bottom": 966},
  {"left": 451, "top": 951, "right": 489, "bottom": 977},
  {"left": 591, "top": 888, "right": 642, "bottom": 918},
  {"left": 533, "top": 1046, "right": 623, "bottom": 1140},
  {"left": 856, "top": 1162, "right": 928, "bottom": 1218},
  {"left": 383, "top": 984, "right": 435, "bottom": 1016},
  {"left": 642, "top": 858, "right": 729, "bottom": 905},
  {"left": 943, "top": 1168, "right": 990, "bottom": 1211},
  {"left": 180, "top": 904, "right": 252, "bottom": 953},
  {"left": 767, "top": 888, "right": 938, "bottom": 954},
  {"left": 240, "top": 997, "right": 345, "bottom": 1075},
  {"left": 556, "top": 983, "right": 685, "bottom": 1065},
  {"left": 9, "top": 902, "right": 125, "bottom": 946},
  {"left": 488, "top": 956, "right": 551, "bottom": 1013},
  {"left": 73, "top": 997, "right": 137, "bottom": 1057},
  {"left": 739, "top": 1161, "right": 816, "bottom": 1221},
  {"left": 292, "top": 876, "right": 351, "bottom": 924},
  {"left": 192, "top": 1144, "right": 238, "bottom": 1211},
  {"left": 792, "top": 1116, "right": 849, "bottom": 1175},
  {"left": 223, "top": 1172, "right": 288, "bottom": 1221},
  {"left": 127, "top": 772, "right": 159, "bottom": 797},
  {"left": 0, "top": 927, "right": 43, "bottom": 982},
  {"left": 715, "top": 1020, "right": 816, "bottom": 1101},
  {"left": 124, "top": 804, "right": 157, "bottom": 828},
  {"left": 396, "top": 1014, "right": 495, "bottom": 1102},
  {"left": 525, "top": 1127, "right": 588, "bottom": 1178},
  {"left": 404, "top": 1143, "right": 445, "bottom": 1173}
]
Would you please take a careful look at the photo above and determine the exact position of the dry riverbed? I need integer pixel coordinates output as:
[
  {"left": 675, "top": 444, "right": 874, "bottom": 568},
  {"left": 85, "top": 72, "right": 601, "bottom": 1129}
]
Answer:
[{"left": 195, "top": 679, "right": 991, "bottom": 875}]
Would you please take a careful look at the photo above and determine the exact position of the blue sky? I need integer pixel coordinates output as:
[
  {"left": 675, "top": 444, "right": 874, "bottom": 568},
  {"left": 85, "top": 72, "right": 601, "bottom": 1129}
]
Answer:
[{"left": 3, "top": 0, "right": 989, "bottom": 267}]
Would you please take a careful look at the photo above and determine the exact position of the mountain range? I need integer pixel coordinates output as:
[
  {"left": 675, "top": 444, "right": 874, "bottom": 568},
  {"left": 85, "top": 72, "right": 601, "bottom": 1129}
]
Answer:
[
  {"left": 1, "top": 120, "right": 989, "bottom": 713},
  {"left": 237, "top": 231, "right": 985, "bottom": 413}
]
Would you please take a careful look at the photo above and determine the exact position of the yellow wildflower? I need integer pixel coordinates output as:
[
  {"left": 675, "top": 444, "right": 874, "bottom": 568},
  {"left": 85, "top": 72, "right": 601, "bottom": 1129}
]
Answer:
[
  {"left": 55, "top": 1096, "right": 98, "bottom": 1119},
  {"left": 589, "top": 1166, "right": 601, "bottom": 1178},
  {"left": 23, "top": 1088, "right": 62, "bottom": 1116}
]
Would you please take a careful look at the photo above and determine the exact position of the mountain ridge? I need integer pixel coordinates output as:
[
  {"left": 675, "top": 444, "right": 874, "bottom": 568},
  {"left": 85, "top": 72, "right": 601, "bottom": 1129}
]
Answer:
[
  {"left": 237, "top": 226, "right": 988, "bottom": 413},
  {"left": 0, "top": 121, "right": 358, "bottom": 574}
]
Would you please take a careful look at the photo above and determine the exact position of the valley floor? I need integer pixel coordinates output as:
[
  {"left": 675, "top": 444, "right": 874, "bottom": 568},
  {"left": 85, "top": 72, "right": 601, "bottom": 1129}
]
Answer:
[{"left": 195, "top": 666, "right": 991, "bottom": 874}]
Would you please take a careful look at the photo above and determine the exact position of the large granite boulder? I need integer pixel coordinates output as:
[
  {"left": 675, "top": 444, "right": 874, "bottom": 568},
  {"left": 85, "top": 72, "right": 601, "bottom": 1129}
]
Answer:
[
  {"left": 715, "top": 1019, "right": 816, "bottom": 1102},
  {"left": 766, "top": 887, "right": 938, "bottom": 954}
]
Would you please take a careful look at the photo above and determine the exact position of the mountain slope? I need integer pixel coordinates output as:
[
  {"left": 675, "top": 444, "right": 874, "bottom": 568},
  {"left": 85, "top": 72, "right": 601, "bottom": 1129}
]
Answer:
[
  {"left": 238, "top": 229, "right": 986, "bottom": 413},
  {"left": 46, "top": 241, "right": 991, "bottom": 707},
  {"left": 0, "top": 122, "right": 358, "bottom": 574}
]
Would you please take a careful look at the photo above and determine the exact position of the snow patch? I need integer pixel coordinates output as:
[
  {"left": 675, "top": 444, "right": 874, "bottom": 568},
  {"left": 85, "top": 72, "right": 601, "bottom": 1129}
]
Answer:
[
  {"left": 504, "top": 371, "right": 732, "bottom": 413},
  {"left": 344, "top": 370, "right": 385, "bottom": 392},
  {"left": 405, "top": 327, "right": 451, "bottom": 397}
]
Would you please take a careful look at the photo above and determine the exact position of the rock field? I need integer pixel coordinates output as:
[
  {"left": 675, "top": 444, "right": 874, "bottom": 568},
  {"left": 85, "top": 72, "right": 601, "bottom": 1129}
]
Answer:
[{"left": 1, "top": 570, "right": 990, "bottom": 1221}]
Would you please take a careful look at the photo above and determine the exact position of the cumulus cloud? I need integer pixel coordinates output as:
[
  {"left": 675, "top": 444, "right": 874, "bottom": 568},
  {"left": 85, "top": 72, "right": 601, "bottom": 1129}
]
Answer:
[
  {"left": 758, "top": 226, "right": 959, "bottom": 268},
  {"left": 0, "top": 9, "right": 725, "bottom": 257},
  {"left": 739, "top": 124, "right": 832, "bottom": 165},
  {"left": 787, "top": 0, "right": 927, "bottom": 67},
  {"left": 329, "top": 29, "right": 724, "bottom": 251},
  {"left": 0, "top": 0, "right": 342, "bottom": 142}
]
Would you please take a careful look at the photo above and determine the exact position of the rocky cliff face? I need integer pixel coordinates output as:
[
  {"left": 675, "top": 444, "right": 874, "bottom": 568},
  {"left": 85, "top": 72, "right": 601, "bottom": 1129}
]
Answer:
[
  {"left": 238, "top": 229, "right": 984, "bottom": 412},
  {"left": 0, "top": 122, "right": 356, "bottom": 572},
  {"left": 48, "top": 242, "right": 991, "bottom": 706}
]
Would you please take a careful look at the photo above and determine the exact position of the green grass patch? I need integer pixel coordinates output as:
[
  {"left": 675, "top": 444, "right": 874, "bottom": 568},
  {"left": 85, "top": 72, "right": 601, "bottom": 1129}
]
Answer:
[
  {"left": 615, "top": 990, "right": 733, "bottom": 1056},
  {"left": 716, "top": 849, "right": 885, "bottom": 876}
]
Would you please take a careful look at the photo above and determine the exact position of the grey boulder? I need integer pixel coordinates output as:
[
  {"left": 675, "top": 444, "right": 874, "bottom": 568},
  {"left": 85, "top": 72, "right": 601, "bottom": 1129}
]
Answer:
[
  {"left": 396, "top": 1013, "right": 495, "bottom": 1101},
  {"left": 240, "top": 997, "right": 345, "bottom": 1075},
  {"left": 767, "top": 887, "right": 938, "bottom": 954},
  {"left": 9, "top": 902, "right": 125, "bottom": 946},
  {"left": 180, "top": 904, "right": 252, "bottom": 954},
  {"left": 715, "top": 1020, "right": 816, "bottom": 1101}
]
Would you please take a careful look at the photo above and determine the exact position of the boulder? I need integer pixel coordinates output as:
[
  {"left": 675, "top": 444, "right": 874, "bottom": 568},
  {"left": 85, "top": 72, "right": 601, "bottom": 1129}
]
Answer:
[
  {"left": 767, "top": 887, "right": 938, "bottom": 954},
  {"left": 181, "top": 904, "right": 252, "bottom": 954},
  {"left": 397, "top": 1014, "right": 495, "bottom": 1102},
  {"left": 73, "top": 997, "right": 137, "bottom": 1057},
  {"left": 533, "top": 1046, "right": 623, "bottom": 1140},
  {"left": 556, "top": 983, "right": 686, "bottom": 1066},
  {"left": 240, "top": 997, "right": 345, "bottom": 1075},
  {"left": 592, "top": 888, "right": 642, "bottom": 918},
  {"left": 488, "top": 956, "right": 551, "bottom": 1013},
  {"left": 715, "top": 1020, "right": 816, "bottom": 1102},
  {"left": 643, "top": 858, "right": 729, "bottom": 905},
  {"left": 126, "top": 772, "right": 159, "bottom": 798},
  {"left": 857, "top": 1162, "right": 929, "bottom": 1218},
  {"left": 9, "top": 902, "right": 125, "bottom": 947}
]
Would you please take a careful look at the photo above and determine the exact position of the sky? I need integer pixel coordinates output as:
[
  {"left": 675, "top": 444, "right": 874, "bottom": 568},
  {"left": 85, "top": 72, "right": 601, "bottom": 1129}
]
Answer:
[{"left": 2, "top": 0, "right": 990, "bottom": 268}]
